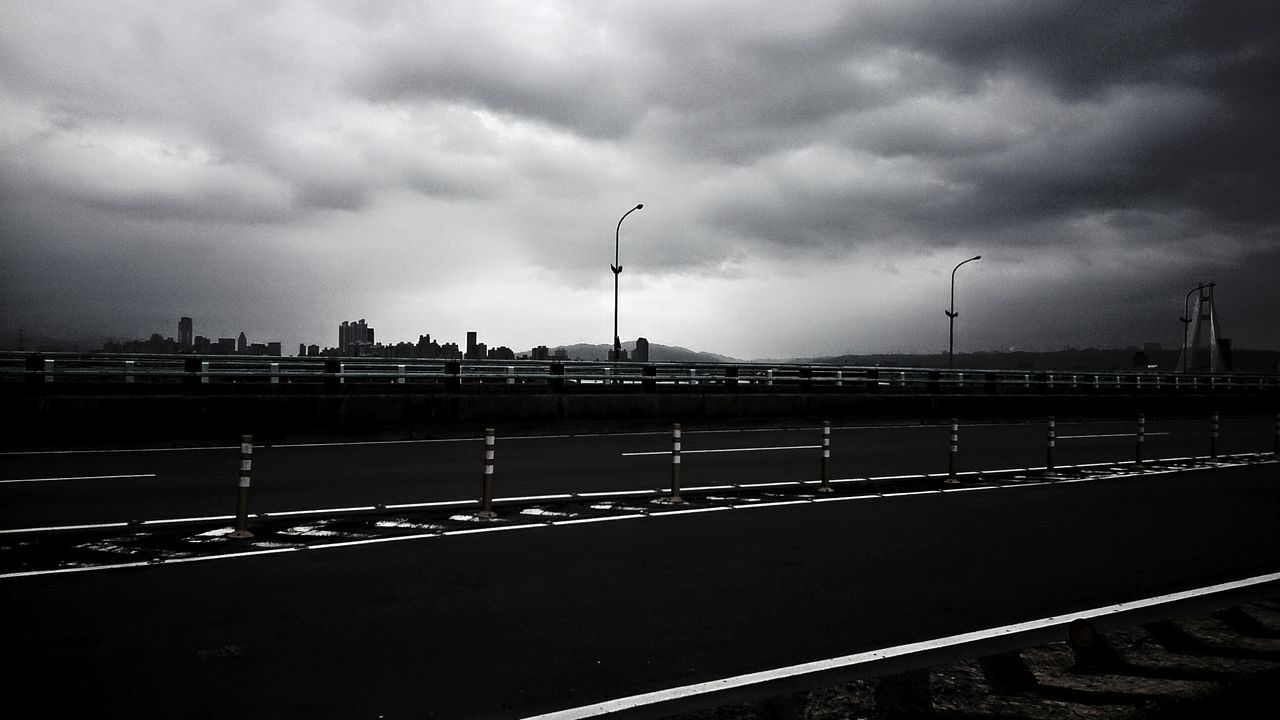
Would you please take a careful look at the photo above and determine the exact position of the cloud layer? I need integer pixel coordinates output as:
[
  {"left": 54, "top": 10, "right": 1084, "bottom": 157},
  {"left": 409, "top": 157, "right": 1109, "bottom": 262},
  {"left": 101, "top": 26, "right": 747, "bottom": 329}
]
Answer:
[{"left": 2, "top": 1, "right": 1277, "bottom": 359}]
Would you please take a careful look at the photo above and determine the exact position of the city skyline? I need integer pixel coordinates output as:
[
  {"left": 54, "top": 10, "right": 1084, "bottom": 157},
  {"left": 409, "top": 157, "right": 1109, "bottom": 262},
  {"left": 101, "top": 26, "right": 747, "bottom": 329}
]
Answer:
[{"left": 2, "top": 3, "right": 1278, "bottom": 359}]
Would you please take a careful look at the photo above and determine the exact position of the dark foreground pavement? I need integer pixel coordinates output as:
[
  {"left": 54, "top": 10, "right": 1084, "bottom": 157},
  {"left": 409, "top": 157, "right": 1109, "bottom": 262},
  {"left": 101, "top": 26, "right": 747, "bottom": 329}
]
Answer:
[{"left": 668, "top": 598, "right": 1280, "bottom": 719}]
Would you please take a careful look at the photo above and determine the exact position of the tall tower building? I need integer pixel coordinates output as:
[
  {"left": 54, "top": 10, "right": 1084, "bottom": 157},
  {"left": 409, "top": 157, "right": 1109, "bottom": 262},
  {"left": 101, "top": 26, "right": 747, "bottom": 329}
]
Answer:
[
  {"left": 466, "top": 331, "right": 478, "bottom": 359},
  {"left": 178, "top": 317, "right": 193, "bottom": 348},
  {"left": 236, "top": 332, "right": 248, "bottom": 353}
]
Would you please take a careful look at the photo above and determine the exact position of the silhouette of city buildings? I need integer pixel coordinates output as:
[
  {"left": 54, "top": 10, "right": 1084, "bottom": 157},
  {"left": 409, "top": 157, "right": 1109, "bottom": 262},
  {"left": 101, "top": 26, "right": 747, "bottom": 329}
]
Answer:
[
  {"left": 102, "top": 317, "right": 283, "bottom": 356},
  {"left": 98, "top": 316, "right": 651, "bottom": 363}
]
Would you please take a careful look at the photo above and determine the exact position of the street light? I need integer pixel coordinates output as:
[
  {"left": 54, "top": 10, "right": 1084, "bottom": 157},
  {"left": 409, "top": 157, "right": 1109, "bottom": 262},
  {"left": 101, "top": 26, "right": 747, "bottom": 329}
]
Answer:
[
  {"left": 1180, "top": 282, "right": 1213, "bottom": 373},
  {"left": 612, "top": 203, "right": 643, "bottom": 361},
  {"left": 945, "top": 255, "right": 982, "bottom": 369}
]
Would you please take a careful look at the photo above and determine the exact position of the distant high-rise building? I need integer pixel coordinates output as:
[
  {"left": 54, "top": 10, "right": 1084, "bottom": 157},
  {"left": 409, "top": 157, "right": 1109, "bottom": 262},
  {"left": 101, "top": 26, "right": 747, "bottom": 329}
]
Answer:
[
  {"left": 178, "top": 317, "right": 193, "bottom": 348},
  {"left": 634, "top": 337, "right": 650, "bottom": 363},
  {"left": 299, "top": 343, "right": 307, "bottom": 357},
  {"left": 338, "top": 319, "right": 373, "bottom": 356},
  {"left": 466, "top": 331, "right": 479, "bottom": 359},
  {"left": 236, "top": 332, "right": 247, "bottom": 353},
  {"left": 532, "top": 345, "right": 550, "bottom": 361}
]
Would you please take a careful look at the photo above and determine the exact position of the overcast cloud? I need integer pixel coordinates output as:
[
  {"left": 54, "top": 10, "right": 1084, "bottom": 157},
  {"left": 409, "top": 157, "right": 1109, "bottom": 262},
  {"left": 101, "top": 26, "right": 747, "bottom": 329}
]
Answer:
[{"left": 2, "top": 1, "right": 1277, "bottom": 360}]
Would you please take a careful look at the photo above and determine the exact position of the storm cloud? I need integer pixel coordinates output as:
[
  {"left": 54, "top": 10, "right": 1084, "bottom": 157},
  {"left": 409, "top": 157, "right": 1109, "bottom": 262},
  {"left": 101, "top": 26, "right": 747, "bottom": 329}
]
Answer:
[{"left": 2, "top": 1, "right": 1277, "bottom": 359}]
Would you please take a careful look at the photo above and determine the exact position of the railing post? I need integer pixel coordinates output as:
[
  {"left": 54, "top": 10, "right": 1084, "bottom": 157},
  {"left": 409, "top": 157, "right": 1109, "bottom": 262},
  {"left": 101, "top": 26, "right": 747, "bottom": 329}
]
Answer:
[
  {"left": 506, "top": 366, "right": 515, "bottom": 386},
  {"left": 1210, "top": 411, "right": 1219, "bottom": 459},
  {"left": 945, "top": 419, "right": 959, "bottom": 484},
  {"left": 477, "top": 428, "right": 497, "bottom": 519},
  {"left": 1135, "top": 413, "right": 1146, "bottom": 469},
  {"left": 1045, "top": 416, "right": 1056, "bottom": 477},
  {"left": 45, "top": 358, "right": 55, "bottom": 383},
  {"left": 722, "top": 366, "right": 737, "bottom": 391},
  {"left": 818, "top": 421, "right": 833, "bottom": 493},
  {"left": 125, "top": 359, "right": 135, "bottom": 383},
  {"left": 446, "top": 360, "right": 461, "bottom": 390},
  {"left": 231, "top": 434, "right": 254, "bottom": 539},
  {"left": 835, "top": 370, "right": 843, "bottom": 388},
  {"left": 24, "top": 355, "right": 43, "bottom": 385},
  {"left": 668, "top": 423, "right": 684, "bottom": 504},
  {"left": 766, "top": 369, "right": 774, "bottom": 386},
  {"left": 398, "top": 364, "right": 407, "bottom": 385},
  {"left": 271, "top": 362, "right": 280, "bottom": 385}
]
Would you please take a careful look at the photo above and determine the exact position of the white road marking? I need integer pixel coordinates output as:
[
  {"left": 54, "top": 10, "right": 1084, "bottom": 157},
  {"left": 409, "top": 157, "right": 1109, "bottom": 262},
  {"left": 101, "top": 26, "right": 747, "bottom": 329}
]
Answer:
[
  {"left": 0, "top": 473, "right": 157, "bottom": 484},
  {"left": 1, "top": 446, "right": 237, "bottom": 456},
  {"left": 520, "top": 571, "right": 1280, "bottom": 720},
  {"left": 623, "top": 445, "right": 819, "bottom": 457},
  {"left": 1058, "top": 432, "right": 1171, "bottom": 440}
]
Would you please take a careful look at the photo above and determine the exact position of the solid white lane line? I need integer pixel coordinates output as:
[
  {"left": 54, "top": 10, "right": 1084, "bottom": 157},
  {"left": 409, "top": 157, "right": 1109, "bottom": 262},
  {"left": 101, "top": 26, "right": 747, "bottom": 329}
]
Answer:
[
  {"left": 623, "top": 445, "right": 819, "bottom": 457},
  {"left": 520, "top": 572, "right": 1280, "bottom": 720},
  {"left": 1058, "top": 432, "right": 1171, "bottom": 440},
  {"left": 0, "top": 473, "right": 157, "bottom": 484},
  {"left": 1, "top": 446, "right": 236, "bottom": 456}
]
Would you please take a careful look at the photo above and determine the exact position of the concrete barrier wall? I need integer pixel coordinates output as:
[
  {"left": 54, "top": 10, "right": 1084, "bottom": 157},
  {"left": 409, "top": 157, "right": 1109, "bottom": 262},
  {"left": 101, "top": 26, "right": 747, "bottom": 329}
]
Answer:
[{"left": 5, "top": 386, "right": 1276, "bottom": 449}]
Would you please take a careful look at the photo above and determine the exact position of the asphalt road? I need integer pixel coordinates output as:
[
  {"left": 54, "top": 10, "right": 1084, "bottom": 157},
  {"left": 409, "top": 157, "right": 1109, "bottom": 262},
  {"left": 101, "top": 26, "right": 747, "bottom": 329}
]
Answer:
[
  {"left": 5, "top": 460, "right": 1279, "bottom": 719},
  {"left": 1, "top": 416, "right": 1275, "bottom": 529}
]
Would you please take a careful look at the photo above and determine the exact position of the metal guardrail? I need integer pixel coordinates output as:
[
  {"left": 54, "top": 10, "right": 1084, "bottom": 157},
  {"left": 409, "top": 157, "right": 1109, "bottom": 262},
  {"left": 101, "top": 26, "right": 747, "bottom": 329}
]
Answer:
[{"left": 2, "top": 351, "right": 1277, "bottom": 394}]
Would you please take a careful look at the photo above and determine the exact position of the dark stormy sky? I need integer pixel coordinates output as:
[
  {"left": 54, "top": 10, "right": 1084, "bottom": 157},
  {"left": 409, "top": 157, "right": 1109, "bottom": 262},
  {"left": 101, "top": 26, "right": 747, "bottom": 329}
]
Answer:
[{"left": 2, "top": 1, "right": 1277, "bottom": 359}]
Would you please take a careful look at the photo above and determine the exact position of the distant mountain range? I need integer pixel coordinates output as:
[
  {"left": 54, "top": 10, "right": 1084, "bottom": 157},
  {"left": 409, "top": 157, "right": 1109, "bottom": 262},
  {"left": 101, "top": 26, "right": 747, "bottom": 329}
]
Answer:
[
  {"left": 545, "top": 343, "right": 1280, "bottom": 372},
  {"left": 541, "top": 342, "right": 737, "bottom": 364}
]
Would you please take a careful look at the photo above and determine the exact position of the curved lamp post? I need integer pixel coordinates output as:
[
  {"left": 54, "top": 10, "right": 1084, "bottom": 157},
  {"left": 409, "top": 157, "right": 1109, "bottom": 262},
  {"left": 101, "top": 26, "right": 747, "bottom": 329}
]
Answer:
[
  {"left": 946, "top": 255, "right": 982, "bottom": 369},
  {"left": 1180, "top": 282, "right": 1213, "bottom": 373},
  {"left": 1179, "top": 285, "right": 1199, "bottom": 373},
  {"left": 612, "top": 203, "right": 643, "bottom": 361}
]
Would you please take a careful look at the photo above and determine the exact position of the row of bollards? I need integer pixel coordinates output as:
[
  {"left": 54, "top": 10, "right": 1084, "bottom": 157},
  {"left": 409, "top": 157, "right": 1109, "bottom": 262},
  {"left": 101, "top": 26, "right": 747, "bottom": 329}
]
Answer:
[{"left": 225, "top": 411, "right": 1280, "bottom": 535}]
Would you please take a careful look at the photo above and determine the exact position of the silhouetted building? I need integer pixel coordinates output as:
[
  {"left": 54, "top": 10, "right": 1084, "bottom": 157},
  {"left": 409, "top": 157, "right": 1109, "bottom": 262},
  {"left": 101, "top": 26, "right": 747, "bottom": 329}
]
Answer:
[
  {"left": 216, "top": 338, "right": 236, "bottom": 354},
  {"left": 488, "top": 346, "right": 515, "bottom": 361},
  {"left": 466, "top": 331, "right": 479, "bottom": 359},
  {"left": 237, "top": 332, "right": 247, "bottom": 353},
  {"left": 178, "top": 317, "right": 193, "bottom": 348},
  {"left": 634, "top": 337, "right": 650, "bottom": 363},
  {"left": 338, "top": 319, "right": 374, "bottom": 356},
  {"left": 532, "top": 345, "right": 550, "bottom": 361},
  {"left": 307, "top": 344, "right": 320, "bottom": 357}
]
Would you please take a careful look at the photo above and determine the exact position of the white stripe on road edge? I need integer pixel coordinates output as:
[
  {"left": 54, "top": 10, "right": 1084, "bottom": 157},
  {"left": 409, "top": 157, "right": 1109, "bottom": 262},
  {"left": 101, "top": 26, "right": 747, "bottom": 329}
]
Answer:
[
  {"left": 623, "top": 445, "right": 819, "bottom": 457},
  {"left": 1, "top": 446, "right": 238, "bottom": 456},
  {"left": 1058, "top": 432, "right": 1171, "bottom": 440},
  {"left": 519, "top": 571, "right": 1280, "bottom": 720},
  {"left": 0, "top": 473, "right": 157, "bottom": 484}
]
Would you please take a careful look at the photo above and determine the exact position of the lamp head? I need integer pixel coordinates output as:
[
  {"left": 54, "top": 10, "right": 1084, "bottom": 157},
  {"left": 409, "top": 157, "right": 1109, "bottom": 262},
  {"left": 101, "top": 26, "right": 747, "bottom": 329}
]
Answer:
[{"left": 635, "top": 203, "right": 644, "bottom": 210}]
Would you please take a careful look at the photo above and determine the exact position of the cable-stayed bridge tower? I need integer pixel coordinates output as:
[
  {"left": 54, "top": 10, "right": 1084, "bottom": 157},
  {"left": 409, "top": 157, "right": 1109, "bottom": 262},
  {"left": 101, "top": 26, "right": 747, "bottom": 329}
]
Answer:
[{"left": 1178, "top": 282, "right": 1226, "bottom": 373}]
